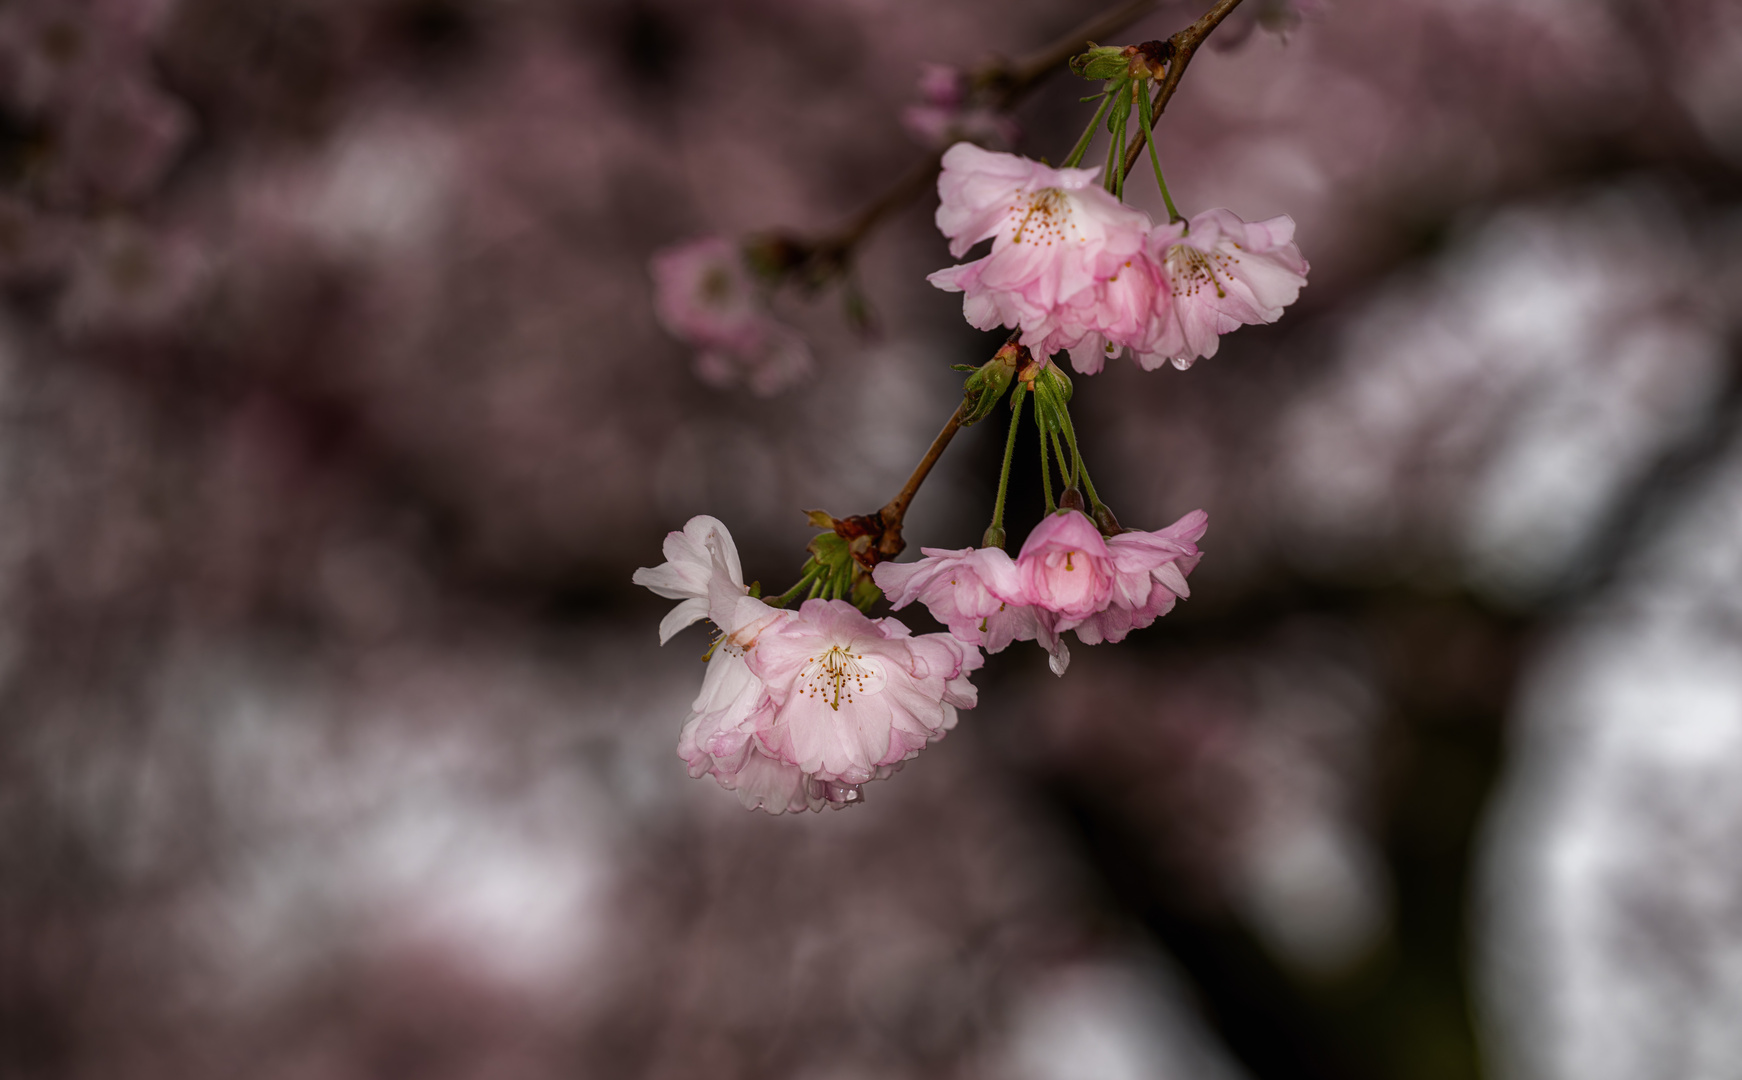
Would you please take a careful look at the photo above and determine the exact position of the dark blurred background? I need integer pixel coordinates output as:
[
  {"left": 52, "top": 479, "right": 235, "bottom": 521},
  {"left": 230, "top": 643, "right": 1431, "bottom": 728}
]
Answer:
[{"left": 2, "top": 0, "right": 1741, "bottom": 1077}]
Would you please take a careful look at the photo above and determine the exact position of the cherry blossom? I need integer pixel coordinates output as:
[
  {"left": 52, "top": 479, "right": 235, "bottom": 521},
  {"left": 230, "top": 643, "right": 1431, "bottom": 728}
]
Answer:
[
  {"left": 630, "top": 514, "right": 747, "bottom": 644},
  {"left": 1014, "top": 509, "right": 1118, "bottom": 624},
  {"left": 873, "top": 545, "right": 1071, "bottom": 673},
  {"left": 636, "top": 518, "right": 980, "bottom": 812},
  {"left": 926, "top": 143, "right": 1161, "bottom": 362},
  {"left": 650, "top": 236, "right": 813, "bottom": 396},
  {"left": 1072, "top": 509, "right": 1209, "bottom": 644},
  {"left": 1144, "top": 208, "right": 1309, "bottom": 369},
  {"left": 748, "top": 599, "right": 981, "bottom": 786}
]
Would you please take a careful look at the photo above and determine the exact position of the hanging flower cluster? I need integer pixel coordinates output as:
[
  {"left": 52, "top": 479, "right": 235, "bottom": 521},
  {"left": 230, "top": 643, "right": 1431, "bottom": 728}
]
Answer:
[
  {"left": 927, "top": 138, "right": 1307, "bottom": 373},
  {"left": 638, "top": 19, "right": 1312, "bottom": 813}
]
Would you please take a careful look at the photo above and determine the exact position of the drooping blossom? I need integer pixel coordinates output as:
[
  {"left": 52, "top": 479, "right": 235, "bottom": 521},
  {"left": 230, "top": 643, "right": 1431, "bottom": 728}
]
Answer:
[
  {"left": 926, "top": 143, "right": 1161, "bottom": 363},
  {"left": 748, "top": 599, "right": 981, "bottom": 785},
  {"left": 874, "top": 545, "right": 1070, "bottom": 674},
  {"left": 1010, "top": 507, "right": 1207, "bottom": 652},
  {"left": 901, "top": 64, "right": 1018, "bottom": 150},
  {"left": 650, "top": 236, "right": 812, "bottom": 396},
  {"left": 1144, "top": 208, "right": 1309, "bottom": 369},
  {"left": 1014, "top": 509, "right": 1118, "bottom": 624},
  {"left": 635, "top": 517, "right": 980, "bottom": 812},
  {"left": 1073, "top": 509, "right": 1208, "bottom": 644}
]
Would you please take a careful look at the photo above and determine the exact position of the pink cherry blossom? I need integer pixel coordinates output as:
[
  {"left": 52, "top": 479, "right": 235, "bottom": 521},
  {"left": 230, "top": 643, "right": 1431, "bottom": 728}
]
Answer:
[
  {"left": 1073, "top": 509, "right": 1209, "bottom": 644},
  {"left": 677, "top": 631, "right": 869, "bottom": 815},
  {"left": 649, "top": 236, "right": 813, "bottom": 396},
  {"left": 747, "top": 599, "right": 981, "bottom": 786},
  {"left": 1014, "top": 510, "right": 1117, "bottom": 624},
  {"left": 1144, "top": 208, "right": 1309, "bottom": 369},
  {"left": 873, "top": 544, "right": 1071, "bottom": 674},
  {"left": 926, "top": 143, "right": 1160, "bottom": 362},
  {"left": 635, "top": 518, "right": 975, "bottom": 813}
]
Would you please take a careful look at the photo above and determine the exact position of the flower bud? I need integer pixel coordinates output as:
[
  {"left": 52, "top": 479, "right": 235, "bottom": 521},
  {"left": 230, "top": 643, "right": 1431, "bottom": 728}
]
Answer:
[
  {"left": 1092, "top": 501, "right": 1123, "bottom": 536},
  {"left": 1070, "top": 44, "right": 1132, "bottom": 81},
  {"left": 1036, "top": 360, "right": 1073, "bottom": 403},
  {"left": 958, "top": 343, "right": 1021, "bottom": 426}
]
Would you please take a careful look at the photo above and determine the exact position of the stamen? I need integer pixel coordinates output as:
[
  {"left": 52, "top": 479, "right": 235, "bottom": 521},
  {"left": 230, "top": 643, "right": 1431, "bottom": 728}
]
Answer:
[{"left": 800, "top": 645, "right": 881, "bottom": 711}]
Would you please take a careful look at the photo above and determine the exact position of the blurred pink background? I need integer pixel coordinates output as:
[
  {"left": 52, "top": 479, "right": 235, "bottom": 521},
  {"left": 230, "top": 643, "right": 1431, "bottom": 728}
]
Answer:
[{"left": 3, "top": 1, "right": 1742, "bottom": 1078}]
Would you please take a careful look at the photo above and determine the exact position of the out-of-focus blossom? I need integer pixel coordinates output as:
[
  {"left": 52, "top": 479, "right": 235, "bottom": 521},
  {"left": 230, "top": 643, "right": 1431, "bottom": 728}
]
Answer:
[
  {"left": 1145, "top": 208, "right": 1308, "bottom": 369},
  {"left": 0, "top": 0, "right": 191, "bottom": 209},
  {"left": 56, "top": 220, "right": 210, "bottom": 338},
  {"left": 1212, "top": 0, "right": 1328, "bottom": 50},
  {"left": 749, "top": 599, "right": 981, "bottom": 787},
  {"left": 901, "top": 63, "right": 1018, "bottom": 150},
  {"left": 1073, "top": 510, "right": 1208, "bottom": 644},
  {"left": 926, "top": 143, "right": 1161, "bottom": 365},
  {"left": 649, "top": 236, "right": 813, "bottom": 396}
]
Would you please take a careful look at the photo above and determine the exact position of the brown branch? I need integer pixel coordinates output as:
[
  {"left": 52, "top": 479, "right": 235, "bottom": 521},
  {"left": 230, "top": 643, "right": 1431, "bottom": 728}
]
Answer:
[
  {"left": 1121, "top": 0, "right": 1247, "bottom": 180},
  {"left": 993, "top": 0, "right": 1163, "bottom": 105},
  {"left": 798, "top": 0, "right": 1171, "bottom": 271},
  {"left": 871, "top": 402, "right": 968, "bottom": 563}
]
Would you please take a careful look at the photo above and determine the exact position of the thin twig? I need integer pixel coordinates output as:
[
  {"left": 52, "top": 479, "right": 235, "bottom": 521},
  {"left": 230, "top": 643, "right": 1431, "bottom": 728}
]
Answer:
[
  {"left": 874, "top": 402, "right": 969, "bottom": 560},
  {"left": 1120, "top": 0, "right": 1246, "bottom": 181},
  {"left": 805, "top": 0, "right": 1169, "bottom": 265},
  {"left": 994, "top": 0, "right": 1163, "bottom": 105}
]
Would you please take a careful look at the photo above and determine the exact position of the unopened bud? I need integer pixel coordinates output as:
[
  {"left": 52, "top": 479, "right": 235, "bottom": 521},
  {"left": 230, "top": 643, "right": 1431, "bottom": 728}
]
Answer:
[
  {"left": 958, "top": 346, "right": 1021, "bottom": 426},
  {"left": 1070, "top": 44, "right": 1133, "bottom": 81},
  {"left": 1037, "top": 360, "right": 1073, "bottom": 403},
  {"left": 1092, "top": 502, "right": 1123, "bottom": 535}
]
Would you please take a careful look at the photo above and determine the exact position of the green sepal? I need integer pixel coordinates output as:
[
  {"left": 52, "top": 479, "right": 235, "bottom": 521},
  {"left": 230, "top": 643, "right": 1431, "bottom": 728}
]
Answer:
[
  {"left": 1070, "top": 44, "right": 1130, "bottom": 81},
  {"left": 958, "top": 345, "right": 1021, "bottom": 427},
  {"left": 850, "top": 575, "right": 882, "bottom": 612},
  {"left": 1037, "top": 360, "right": 1073, "bottom": 403}
]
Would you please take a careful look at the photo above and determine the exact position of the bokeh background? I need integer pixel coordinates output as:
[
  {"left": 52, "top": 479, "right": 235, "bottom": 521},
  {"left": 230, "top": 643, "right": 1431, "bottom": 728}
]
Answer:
[{"left": 3, "top": 0, "right": 1742, "bottom": 1077}]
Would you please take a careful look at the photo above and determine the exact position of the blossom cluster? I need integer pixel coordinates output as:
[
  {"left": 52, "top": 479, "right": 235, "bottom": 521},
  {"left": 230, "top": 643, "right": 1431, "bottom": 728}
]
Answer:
[
  {"left": 927, "top": 143, "right": 1308, "bottom": 374},
  {"left": 634, "top": 517, "right": 980, "bottom": 814},
  {"left": 875, "top": 507, "right": 1207, "bottom": 676},
  {"left": 635, "top": 507, "right": 1205, "bottom": 813}
]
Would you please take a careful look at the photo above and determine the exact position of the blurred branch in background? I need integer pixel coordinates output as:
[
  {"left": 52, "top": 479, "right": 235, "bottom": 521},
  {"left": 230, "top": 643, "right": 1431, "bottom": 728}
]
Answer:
[{"left": 1, "top": 0, "right": 1742, "bottom": 1079}]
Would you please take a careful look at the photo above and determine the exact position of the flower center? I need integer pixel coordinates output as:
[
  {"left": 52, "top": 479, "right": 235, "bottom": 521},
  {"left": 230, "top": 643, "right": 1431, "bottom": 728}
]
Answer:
[
  {"left": 799, "top": 645, "right": 886, "bottom": 711},
  {"left": 1010, "top": 188, "right": 1083, "bottom": 247},
  {"left": 1165, "top": 243, "right": 1233, "bottom": 300}
]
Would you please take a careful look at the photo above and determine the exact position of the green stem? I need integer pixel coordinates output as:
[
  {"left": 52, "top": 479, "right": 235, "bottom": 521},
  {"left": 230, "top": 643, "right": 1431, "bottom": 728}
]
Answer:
[
  {"left": 1038, "top": 416, "right": 1056, "bottom": 513},
  {"left": 989, "top": 386, "right": 1027, "bottom": 540},
  {"left": 1050, "top": 428, "right": 1075, "bottom": 490},
  {"left": 770, "top": 562, "right": 824, "bottom": 608},
  {"left": 1138, "top": 84, "right": 1181, "bottom": 223},
  {"left": 1112, "top": 87, "right": 1130, "bottom": 199},
  {"left": 1057, "top": 405, "right": 1105, "bottom": 510},
  {"left": 1063, "top": 92, "right": 1115, "bottom": 169},
  {"left": 806, "top": 574, "right": 825, "bottom": 601}
]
